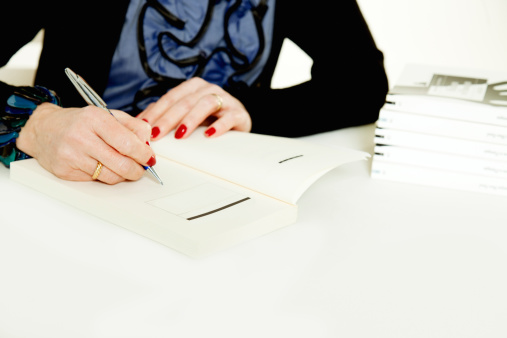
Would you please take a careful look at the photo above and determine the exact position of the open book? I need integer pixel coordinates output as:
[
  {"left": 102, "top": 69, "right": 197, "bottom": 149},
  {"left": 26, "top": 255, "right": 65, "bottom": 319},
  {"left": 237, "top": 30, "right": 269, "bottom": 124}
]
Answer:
[{"left": 10, "top": 127, "right": 367, "bottom": 257}]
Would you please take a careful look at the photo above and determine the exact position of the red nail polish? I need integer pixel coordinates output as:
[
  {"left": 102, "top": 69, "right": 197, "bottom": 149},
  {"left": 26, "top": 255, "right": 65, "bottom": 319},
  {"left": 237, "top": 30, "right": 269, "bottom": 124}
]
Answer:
[
  {"left": 205, "top": 127, "right": 216, "bottom": 137},
  {"left": 147, "top": 156, "right": 156, "bottom": 167},
  {"left": 175, "top": 124, "right": 187, "bottom": 139},
  {"left": 151, "top": 126, "right": 160, "bottom": 138},
  {"left": 146, "top": 141, "right": 151, "bottom": 146},
  {"left": 142, "top": 118, "right": 149, "bottom": 123}
]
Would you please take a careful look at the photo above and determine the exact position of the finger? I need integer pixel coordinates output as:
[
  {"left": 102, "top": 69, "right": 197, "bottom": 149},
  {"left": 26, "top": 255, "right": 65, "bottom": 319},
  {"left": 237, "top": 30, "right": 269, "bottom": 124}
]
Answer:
[
  {"left": 54, "top": 155, "right": 126, "bottom": 184},
  {"left": 172, "top": 93, "right": 227, "bottom": 139},
  {"left": 203, "top": 112, "right": 237, "bottom": 138},
  {"left": 147, "top": 89, "right": 215, "bottom": 140},
  {"left": 113, "top": 109, "right": 152, "bottom": 144},
  {"left": 141, "top": 78, "right": 209, "bottom": 125},
  {"left": 91, "top": 111, "right": 155, "bottom": 168},
  {"left": 203, "top": 106, "right": 253, "bottom": 138},
  {"left": 86, "top": 158, "right": 128, "bottom": 185},
  {"left": 136, "top": 102, "right": 155, "bottom": 122},
  {"left": 143, "top": 79, "right": 217, "bottom": 140},
  {"left": 87, "top": 136, "right": 148, "bottom": 181}
]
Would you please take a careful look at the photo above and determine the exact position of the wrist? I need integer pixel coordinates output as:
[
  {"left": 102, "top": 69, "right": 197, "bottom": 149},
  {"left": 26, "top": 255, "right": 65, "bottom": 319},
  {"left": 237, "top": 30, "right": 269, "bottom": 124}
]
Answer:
[{"left": 1, "top": 86, "right": 61, "bottom": 168}]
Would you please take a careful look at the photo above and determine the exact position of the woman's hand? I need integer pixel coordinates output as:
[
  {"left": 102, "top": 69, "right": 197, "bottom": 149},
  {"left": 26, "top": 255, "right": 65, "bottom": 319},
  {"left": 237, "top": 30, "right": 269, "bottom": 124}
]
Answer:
[
  {"left": 136, "top": 77, "right": 252, "bottom": 140},
  {"left": 16, "top": 102, "right": 156, "bottom": 184}
]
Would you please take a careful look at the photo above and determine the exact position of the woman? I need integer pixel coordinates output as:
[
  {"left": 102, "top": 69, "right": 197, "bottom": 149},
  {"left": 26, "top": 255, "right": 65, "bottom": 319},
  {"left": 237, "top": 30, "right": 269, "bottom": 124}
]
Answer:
[{"left": 0, "top": 0, "right": 388, "bottom": 184}]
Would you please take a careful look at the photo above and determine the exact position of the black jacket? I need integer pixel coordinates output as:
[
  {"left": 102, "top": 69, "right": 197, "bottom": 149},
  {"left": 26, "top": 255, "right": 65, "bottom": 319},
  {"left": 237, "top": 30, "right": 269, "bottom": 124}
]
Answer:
[{"left": 1, "top": 0, "right": 388, "bottom": 137}]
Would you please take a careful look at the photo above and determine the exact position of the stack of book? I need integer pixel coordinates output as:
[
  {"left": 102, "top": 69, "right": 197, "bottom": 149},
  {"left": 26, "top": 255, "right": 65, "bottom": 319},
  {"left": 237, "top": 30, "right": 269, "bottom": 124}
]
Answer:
[{"left": 371, "top": 64, "right": 507, "bottom": 196}]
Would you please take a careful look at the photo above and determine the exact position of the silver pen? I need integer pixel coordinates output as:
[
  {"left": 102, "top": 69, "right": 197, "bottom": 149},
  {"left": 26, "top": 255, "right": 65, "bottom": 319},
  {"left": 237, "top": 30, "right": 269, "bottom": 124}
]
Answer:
[{"left": 65, "top": 67, "right": 163, "bottom": 185}]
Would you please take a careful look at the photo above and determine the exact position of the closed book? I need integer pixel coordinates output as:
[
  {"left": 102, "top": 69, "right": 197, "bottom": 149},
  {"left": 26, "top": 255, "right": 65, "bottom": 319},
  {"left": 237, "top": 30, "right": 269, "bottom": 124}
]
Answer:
[
  {"left": 384, "top": 94, "right": 507, "bottom": 127},
  {"left": 374, "top": 128, "right": 507, "bottom": 162},
  {"left": 377, "top": 108, "right": 507, "bottom": 146},
  {"left": 371, "top": 160, "right": 507, "bottom": 197},
  {"left": 374, "top": 145, "right": 507, "bottom": 179}
]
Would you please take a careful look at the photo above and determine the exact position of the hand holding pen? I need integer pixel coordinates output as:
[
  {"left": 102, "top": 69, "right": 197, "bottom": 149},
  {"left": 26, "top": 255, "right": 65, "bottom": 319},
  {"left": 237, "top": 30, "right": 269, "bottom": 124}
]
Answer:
[
  {"left": 65, "top": 68, "right": 163, "bottom": 185},
  {"left": 15, "top": 68, "right": 162, "bottom": 184}
]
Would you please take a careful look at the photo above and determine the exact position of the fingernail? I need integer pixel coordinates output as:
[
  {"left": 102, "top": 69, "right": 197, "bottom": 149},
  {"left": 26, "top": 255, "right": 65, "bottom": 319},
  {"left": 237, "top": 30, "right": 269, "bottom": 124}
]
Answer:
[
  {"left": 175, "top": 124, "right": 187, "bottom": 139},
  {"left": 204, "top": 127, "right": 216, "bottom": 137},
  {"left": 146, "top": 141, "right": 151, "bottom": 146},
  {"left": 151, "top": 126, "right": 160, "bottom": 138},
  {"left": 147, "top": 155, "right": 156, "bottom": 167},
  {"left": 142, "top": 118, "right": 149, "bottom": 123}
]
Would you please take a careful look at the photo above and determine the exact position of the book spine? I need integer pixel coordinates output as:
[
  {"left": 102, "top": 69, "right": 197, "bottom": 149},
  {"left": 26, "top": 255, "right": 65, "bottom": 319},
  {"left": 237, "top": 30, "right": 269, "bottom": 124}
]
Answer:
[
  {"left": 371, "top": 160, "right": 507, "bottom": 197},
  {"left": 384, "top": 94, "right": 507, "bottom": 127},
  {"left": 377, "top": 108, "right": 507, "bottom": 145},
  {"left": 374, "top": 128, "right": 507, "bottom": 162},
  {"left": 373, "top": 145, "right": 507, "bottom": 179}
]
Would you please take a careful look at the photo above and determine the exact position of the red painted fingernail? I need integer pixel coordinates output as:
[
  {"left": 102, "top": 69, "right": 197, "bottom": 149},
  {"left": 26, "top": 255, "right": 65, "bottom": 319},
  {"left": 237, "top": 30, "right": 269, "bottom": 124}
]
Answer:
[
  {"left": 204, "top": 127, "right": 216, "bottom": 137},
  {"left": 142, "top": 118, "right": 149, "bottom": 123},
  {"left": 146, "top": 141, "right": 151, "bottom": 146},
  {"left": 151, "top": 126, "right": 160, "bottom": 138},
  {"left": 147, "top": 156, "right": 156, "bottom": 167},
  {"left": 175, "top": 124, "right": 187, "bottom": 139}
]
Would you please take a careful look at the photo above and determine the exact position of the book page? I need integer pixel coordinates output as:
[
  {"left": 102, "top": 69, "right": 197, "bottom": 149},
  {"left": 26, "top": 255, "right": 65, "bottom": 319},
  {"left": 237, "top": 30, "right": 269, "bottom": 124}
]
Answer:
[
  {"left": 152, "top": 127, "right": 368, "bottom": 204},
  {"left": 10, "top": 156, "right": 296, "bottom": 257}
]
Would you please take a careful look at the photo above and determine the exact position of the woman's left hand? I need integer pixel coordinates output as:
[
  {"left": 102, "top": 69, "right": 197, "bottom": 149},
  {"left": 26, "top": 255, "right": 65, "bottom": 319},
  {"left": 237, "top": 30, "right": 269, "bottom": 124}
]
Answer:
[{"left": 136, "top": 77, "right": 252, "bottom": 140}]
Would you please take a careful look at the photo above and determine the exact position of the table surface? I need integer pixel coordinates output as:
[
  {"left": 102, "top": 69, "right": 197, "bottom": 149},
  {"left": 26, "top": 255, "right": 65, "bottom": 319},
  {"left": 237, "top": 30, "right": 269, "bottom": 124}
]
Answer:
[{"left": 1, "top": 123, "right": 507, "bottom": 338}]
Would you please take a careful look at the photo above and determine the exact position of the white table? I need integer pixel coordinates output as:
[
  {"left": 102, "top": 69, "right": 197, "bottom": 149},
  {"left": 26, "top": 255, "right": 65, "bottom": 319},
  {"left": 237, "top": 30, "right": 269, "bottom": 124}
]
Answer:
[{"left": 1, "top": 123, "right": 507, "bottom": 338}]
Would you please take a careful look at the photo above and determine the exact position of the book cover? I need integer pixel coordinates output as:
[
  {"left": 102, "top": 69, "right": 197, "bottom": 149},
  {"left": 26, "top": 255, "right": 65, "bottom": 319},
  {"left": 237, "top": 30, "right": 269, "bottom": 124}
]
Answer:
[{"left": 389, "top": 64, "right": 507, "bottom": 107}]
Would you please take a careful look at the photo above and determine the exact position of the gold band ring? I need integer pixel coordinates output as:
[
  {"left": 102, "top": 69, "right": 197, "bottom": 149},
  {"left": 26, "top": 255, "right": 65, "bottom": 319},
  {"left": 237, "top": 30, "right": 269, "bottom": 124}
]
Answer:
[
  {"left": 92, "top": 161, "right": 103, "bottom": 180},
  {"left": 211, "top": 93, "right": 223, "bottom": 112}
]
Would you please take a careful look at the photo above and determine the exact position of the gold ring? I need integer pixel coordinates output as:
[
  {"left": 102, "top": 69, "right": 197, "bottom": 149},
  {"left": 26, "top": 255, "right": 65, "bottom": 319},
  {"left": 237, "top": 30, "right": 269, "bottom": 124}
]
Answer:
[
  {"left": 92, "top": 161, "right": 103, "bottom": 180},
  {"left": 211, "top": 93, "right": 223, "bottom": 112}
]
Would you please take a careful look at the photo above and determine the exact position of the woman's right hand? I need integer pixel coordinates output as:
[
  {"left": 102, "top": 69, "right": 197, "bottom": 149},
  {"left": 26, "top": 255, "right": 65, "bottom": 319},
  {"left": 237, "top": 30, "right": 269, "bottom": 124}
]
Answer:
[{"left": 16, "top": 102, "right": 156, "bottom": 184}]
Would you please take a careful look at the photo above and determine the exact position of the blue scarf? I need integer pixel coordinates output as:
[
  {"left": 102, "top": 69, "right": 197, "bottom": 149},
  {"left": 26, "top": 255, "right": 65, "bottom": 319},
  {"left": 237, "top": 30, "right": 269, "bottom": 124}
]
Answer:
[{"left": 103, "top": 0, "right": 275, "bottom": 112}]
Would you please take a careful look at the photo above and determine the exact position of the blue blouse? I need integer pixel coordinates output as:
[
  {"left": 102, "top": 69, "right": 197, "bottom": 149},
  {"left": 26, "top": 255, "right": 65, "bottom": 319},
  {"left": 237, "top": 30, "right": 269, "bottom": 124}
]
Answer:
[{"left": 103, "top": 0, "right": 275, "bottom": 112}]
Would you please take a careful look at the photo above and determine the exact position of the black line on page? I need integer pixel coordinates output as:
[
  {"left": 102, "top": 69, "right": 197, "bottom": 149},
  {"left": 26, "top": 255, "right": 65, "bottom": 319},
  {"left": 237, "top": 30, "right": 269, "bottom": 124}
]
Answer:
[
  {"left": 186, "top": 197, "right": 251, "bottom": 220},
  {"left": 279, "top": 155, "right": 303, "bottom": 163}
]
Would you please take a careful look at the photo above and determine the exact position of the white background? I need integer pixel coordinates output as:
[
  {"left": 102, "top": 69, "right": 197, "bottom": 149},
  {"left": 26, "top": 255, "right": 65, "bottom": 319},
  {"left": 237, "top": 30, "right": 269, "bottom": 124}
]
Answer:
[{"left": 357, "top": 0, "right": 507, "bottom": 84}]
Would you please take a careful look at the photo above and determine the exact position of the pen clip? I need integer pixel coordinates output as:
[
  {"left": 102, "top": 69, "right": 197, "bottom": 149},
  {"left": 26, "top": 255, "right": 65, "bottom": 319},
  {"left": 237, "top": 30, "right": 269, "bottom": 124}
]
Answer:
[{"left": 65, "top": 68, "right": 107, "bottom": 108}]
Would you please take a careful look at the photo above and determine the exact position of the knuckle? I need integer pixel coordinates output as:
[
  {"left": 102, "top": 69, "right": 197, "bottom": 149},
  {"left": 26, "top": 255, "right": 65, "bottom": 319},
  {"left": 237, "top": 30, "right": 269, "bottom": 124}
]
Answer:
[
  {"left": 115, "top": 156, "right": 144, "bottom": 181},
  {"left": 119, "top": 138, "right": 135, "bottom": 154},
  {"left": 114, "top": 156, "right": 132, "bottom": 177},
  {"left": 160, "top": 92, "right": 175, "bottom": 106},
  {"left": 179, "top": 97, "right": 194, "bottom": 112},
  {"left": 209, "top": 83, "right": 222, "bottom": 92},
  {"left": 82, "top": 105, "right": 101, "bottom": 119},
  {"left": 188, "top": 77, "right": 205, "bottom": 86},
  {"left": 206, "top": 94, "right": 219, "bottom": 107}
]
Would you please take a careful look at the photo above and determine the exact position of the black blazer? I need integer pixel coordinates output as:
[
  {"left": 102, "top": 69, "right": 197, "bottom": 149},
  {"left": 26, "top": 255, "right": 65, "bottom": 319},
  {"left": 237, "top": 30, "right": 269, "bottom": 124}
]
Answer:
[{"left": 1, "top": 0, "right": 388, "bottom": 137}]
